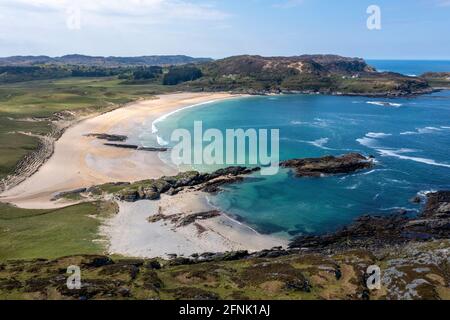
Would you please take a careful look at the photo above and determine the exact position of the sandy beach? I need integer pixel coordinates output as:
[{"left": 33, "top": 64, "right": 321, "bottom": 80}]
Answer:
[
  {"left": 101, "top": 192, "right": 286, "bottom": 259},
  {"left": 0, "top": 92, "right": 236, "bottom": 209},
  {"left": 0, "top": 92, "right": 286, "bottom": 257}
]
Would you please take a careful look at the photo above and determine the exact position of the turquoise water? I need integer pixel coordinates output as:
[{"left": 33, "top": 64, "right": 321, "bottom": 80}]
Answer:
[
  {"left": 145, "top": 59, "right": 450, "bottom": 238},
  {"left": 150, "top": 92, "right": 450, "bottom": 237}
]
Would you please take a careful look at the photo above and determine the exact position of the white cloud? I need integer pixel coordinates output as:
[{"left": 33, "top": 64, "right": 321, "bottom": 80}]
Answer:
[{"left": 5, "top": 0, "right": 229, "bottom": 22}]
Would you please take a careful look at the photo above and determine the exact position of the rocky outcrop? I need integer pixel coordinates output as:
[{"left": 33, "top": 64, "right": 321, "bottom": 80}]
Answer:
[
  {"left": 103, "top": 143, "right": 169, "bottom": 152},
  {"left": 281, "top": 153, "right": 374, "bottom": 177},
  {"left": 116, "top": 166, "right": 260, "bottom": 202},
  {"left": 147, "top": 209, "right": 221, "bottom": 227},
  {"left": 289, "top": 191, "right": 450, "bottom": 250},
  {"left": 86, "top": 133, "right": 128, "bottom": 142},
  {"left": 115, "top": 154, "right": 374, "bottom": 202}
]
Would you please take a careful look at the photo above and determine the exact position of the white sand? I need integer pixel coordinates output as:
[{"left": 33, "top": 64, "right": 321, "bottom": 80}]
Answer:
[{"left": 101, "top": 192, "right": 287, "bottom": 259}]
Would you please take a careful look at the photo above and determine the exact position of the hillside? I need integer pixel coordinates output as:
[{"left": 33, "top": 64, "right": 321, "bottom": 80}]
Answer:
[
  {"left": 0, "top": 54, "right": 212, "bottom": 67},
  {"left": 187, "top": 55, "right": 432, "bottom": 96}
]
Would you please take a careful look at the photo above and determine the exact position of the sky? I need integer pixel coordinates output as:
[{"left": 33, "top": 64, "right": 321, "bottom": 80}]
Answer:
[{"left": 0, "top": 0, "right": 449, "bottom": 59}]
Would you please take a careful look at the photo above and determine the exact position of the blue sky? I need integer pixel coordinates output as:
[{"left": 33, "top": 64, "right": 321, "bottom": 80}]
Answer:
[{"left": 0, "top": 0, "right": 449, "bottom": 59}]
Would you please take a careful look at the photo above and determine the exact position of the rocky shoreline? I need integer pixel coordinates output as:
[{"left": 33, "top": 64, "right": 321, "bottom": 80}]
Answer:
[{"left": 289, "top": 191, "right": 450, "bottom": 251}]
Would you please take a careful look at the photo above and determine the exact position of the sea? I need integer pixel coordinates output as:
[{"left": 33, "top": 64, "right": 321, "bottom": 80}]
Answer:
[{"left": 143, "top": 60, "right": 450, "bottom": 238}]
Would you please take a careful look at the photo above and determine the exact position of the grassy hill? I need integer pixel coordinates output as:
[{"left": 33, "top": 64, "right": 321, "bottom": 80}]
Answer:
[
  {"left": 187, "top": 55, "right": 431, "bottom": 96},
  {"left": 0, "top": 54, "right": 212, "bottom": 67}
]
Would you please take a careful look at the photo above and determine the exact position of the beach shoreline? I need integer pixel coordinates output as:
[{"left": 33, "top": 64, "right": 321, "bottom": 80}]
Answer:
[
  {"left": 101, "top": 191, "right": 287, "bottom": 259},
  {"left": 0, "top": 91, "right": 288, "bottom": 258},
  {"left": 0, "top": 92, "right": 239, "bottom": 209}
]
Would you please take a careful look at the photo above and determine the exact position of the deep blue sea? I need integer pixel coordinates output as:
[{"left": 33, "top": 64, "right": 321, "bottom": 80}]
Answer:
[
  {"left": 367, "top": 60, "right": 450, "bottom": 76},
  {"left": 147, "top": 61, "right": 450, "bottom": 238}
]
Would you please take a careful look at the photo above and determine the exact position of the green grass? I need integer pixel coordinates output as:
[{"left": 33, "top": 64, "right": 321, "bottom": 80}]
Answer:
[{"left": 0, "top": 201, "right": 117, "bottom": 261}]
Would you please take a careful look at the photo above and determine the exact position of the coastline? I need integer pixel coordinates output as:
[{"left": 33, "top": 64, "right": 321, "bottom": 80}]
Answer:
[
  {"left": 0, "top": 91, "right": 288, "bottom": 258},
  {"left": 101, "top": 191, "right": 286, "bottom": 259},
  {"left": 0, "top": 92, "right": 239, "bottom": 209}
]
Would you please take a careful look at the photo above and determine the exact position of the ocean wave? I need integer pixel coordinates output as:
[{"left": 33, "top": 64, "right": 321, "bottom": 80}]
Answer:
[
  {"left": 152, "top": 100, "right": 218, "bottom": 135},
  {"left": 366, "top": 132, "right": 392, "bottom": 138},
  {"left": 366, "top": 101, "right": 403, "bottom": 107},
  {"left": 417, "top": 189, "right": 438, "bottom": 198},
  {"left": 309, "top": 138, "right": 332, "bottom": 150},
  {"left": 377, "top": 148, "right": 450, "bottom": 168},
  {"left": 290, "top": 120, "right": 307, "bottom": 125},
  {"left": 380, "top": 206, "right": 420, "bottom": 213},
  {"left": 356, "top": 137, "right": 379, "bottom": 148},
  {"left": 400, "top": 126, "right": 443, "bottom": 135},
  {"left": 282, "top": 137, "right": 335, "bottom": 150},
  {"left": 346, "top": 183, "right": 360, "bottom": 190},
  {"left": 156, "top": 135, "right": 169, "bottom": 146},
  {"left": 356, "top": 132, "right": 450, "bottom": 168},
  {"left": 313, "top": 118, "right": 332, "bottom": 128},
  {"left": 151, "top": 99, "right": 220, "bottom": 146}
]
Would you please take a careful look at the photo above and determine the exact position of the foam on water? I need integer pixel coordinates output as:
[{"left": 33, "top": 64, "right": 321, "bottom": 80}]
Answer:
[
  {"left": 377, "top": 149, "right": 450, "bottom": 168},
  {"left": 366, "top": 101, "right": 403, "bottom": 107}
]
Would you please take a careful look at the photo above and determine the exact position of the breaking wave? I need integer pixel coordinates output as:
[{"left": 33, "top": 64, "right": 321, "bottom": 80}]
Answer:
[
  {"left": 366, "top": 101, "right": 403, "bottom": 107},
  {"left": 377, "top": 149, "right": 450, "bottom": 168},
  {"left": 400, "top": 126, "right": 443, "bottom": 135}
]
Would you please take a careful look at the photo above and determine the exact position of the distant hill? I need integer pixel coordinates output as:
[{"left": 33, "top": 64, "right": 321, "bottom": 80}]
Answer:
[
  {"left": 200, "top": 54, "right": 376, "bottom": 77},
  {"left": 0, "top": 54, "right": 213, "bottom": 67},
  {"left": 0, "top": 54, "right": 434, "bottom": 96},
  {"left": 187, "top": 55, "right": 432, "bottom": 96}
]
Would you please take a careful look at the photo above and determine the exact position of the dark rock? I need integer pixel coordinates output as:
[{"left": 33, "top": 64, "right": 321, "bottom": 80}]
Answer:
[
  {"left": 82, "top": 256, "right": 114, "bottom": 268},
  {"left": 51, "top": 188, "right": 87, "bottom": 201},
  {"left": 285, "top": 278, "right": 311, "bottom": 292},
  {"left": 145, "top": 260, "right": 161, "bottom": 270},
  {"left": 166, "top": 187, "right": 180, "bottom": 196},
  {"left": 104, "top": 143, "right": 169, "bottom": 151},
  {"left": 168, "top": 257, "right": 194, "bottom": 266},
  {"left": 217, "top": 250, "right": 249, "bottom": 261},
  {"left": 281, "top": 153, "right": 374, "bottom": 177},
  {"left": 289, "top": 191, "right": 450, "bottom": 250},
  {"left": 86, "top": 133, "right": 128, "bottom": 142}
]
